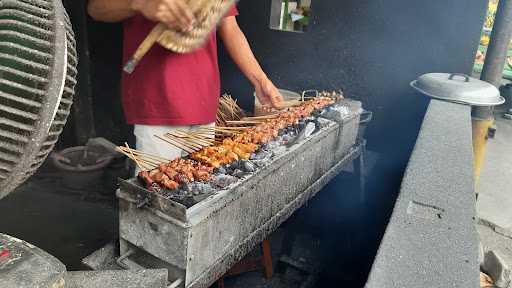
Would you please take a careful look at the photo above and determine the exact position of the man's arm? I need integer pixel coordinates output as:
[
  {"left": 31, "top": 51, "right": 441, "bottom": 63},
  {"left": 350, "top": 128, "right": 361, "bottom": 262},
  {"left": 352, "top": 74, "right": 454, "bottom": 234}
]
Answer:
[
  {"left": 87, "top": 0, "right": 195, "bottom": 31},
  {"left": 218, "top": 16, "right": 283, "bottom": 109}
]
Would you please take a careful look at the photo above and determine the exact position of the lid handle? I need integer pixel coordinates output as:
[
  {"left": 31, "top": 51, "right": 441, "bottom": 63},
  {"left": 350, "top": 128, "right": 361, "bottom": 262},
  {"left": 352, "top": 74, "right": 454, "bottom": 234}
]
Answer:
[{"left": 448, "top": 73, "right": 470, "bottom": 82}]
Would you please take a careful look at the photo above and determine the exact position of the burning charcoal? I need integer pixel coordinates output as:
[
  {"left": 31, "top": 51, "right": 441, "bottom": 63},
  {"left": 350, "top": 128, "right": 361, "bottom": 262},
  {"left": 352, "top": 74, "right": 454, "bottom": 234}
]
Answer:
[
  {"left": 187, "top": 182, "right": 214, "bottom": 196},
  {"left": 321, "top": 104, "right": 351, "bottom": 121},
  {"left": 230, "top": 161, "right": 241, "bottom": 170},
  {"left": 252, "top": 150, "right": 271, "bottom": 160},
  {"left": 298, "top": 120, "right": 306, "bottom": 130},
  {"left": 252, "top": 160, "right": 266, "bottom": 168},
  {"left": 182, "top": 183, "right": 192, "bottom": 192},
  {"left": 233, "top": 170, "right": 250, "bottom": 178},
  {"left": 216, "top": 166, "right": 227, "bottom": 175},
  {"left": 241, "top": 160, "right": 256, "bottom": 173},
  {"left": 266, "top": 141, "right": 279, "bottom": 150},
  {"left": 212, "top": 174, "right": 238, "bottom": 188},
  {"left": 282, "top": 134, "right": 293, "bottom": 143}
]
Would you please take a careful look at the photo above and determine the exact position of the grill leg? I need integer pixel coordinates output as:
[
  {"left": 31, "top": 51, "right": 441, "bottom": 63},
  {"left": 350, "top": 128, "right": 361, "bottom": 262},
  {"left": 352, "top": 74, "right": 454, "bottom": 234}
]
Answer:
[
  {"left": 261, "top": 239, "right": 273, "bottom": 279},
  {"left": 216, "top": 277, "right": 225, "bottom": 288},
  {"left": 355, "top": 142, "right": 367, "bottom": 203}
]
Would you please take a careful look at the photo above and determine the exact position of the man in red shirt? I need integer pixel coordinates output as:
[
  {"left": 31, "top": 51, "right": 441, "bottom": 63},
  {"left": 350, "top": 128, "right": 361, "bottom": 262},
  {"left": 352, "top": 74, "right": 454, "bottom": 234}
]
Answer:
[{"left": 87, "top": 0, "right": 283, "bottom": 161}]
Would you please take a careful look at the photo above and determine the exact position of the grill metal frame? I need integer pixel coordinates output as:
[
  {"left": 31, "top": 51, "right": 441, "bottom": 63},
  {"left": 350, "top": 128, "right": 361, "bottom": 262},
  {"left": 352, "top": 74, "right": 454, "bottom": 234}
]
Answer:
[
  {"left": 116, "top": 100, "right": 362, "bottom": 288},
  {"left": 0, "top": 0, "right": 77, "bottom": 199}
]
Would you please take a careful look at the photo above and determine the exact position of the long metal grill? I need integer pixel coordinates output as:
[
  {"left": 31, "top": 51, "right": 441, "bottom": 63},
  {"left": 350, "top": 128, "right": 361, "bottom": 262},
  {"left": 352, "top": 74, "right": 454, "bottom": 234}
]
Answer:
[{"left": 0, "top": 0, "right": 77, "bottom": 199}]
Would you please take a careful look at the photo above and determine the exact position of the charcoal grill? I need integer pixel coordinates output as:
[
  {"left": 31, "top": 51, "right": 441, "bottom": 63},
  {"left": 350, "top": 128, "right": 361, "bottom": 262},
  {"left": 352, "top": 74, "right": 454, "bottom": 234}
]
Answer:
[
  {"left": 0, "top": 0, "right": 77, "bottom": 199},
  {"left": 83, "top": 99, "right": 363, "bottom": 288}
]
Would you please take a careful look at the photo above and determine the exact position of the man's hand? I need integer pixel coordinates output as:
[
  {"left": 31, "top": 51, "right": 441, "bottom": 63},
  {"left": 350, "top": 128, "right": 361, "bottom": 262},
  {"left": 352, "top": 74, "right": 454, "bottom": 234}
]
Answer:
[
  {"left": 87, "top": 0, "right": 195, "bottom": 27},
  {"left": 254, "top": 77, "right": 284, "bottom": 109},
  {"left": 131, "top": 0, "right": 196, "bottom": 31},
  {"left": 218, "top": 17, "right": 284, "bottom": 110}
]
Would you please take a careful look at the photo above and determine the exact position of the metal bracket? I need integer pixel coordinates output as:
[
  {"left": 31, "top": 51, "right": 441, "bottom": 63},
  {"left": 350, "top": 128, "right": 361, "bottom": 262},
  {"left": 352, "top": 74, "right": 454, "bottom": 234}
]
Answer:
[{"left": 116, "top": 249, "right": 144, "bottom": 270}]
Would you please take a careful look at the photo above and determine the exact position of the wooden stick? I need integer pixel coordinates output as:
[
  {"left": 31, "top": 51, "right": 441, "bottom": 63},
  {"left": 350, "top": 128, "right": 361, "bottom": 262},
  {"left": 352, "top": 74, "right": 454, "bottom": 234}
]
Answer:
[
  {"left": 155, "top": 135, "right": 195, "bottom": 154},
  {"left": 163, "top": 134, "right": 204, "bottom": 150},
  {"left": 117, "top": 148, "right": 162, "bottom": 166},
  {"left": 242, "top": 114, "right": 278, "bottom": 120},
  {"left": 172, "top": 130, "right": 215, "bottom": 145},
  {"left": 124, "top": 143, "right": 146, "bottom": 171},
  {"left": 166, "top": 133, "right": 206, "bottom": 148},
  {"left": 117, "top": 147, "right": 169, "bottom": 163},
  {"left": 226, "top": 120, "right": 263, "bottom": 125}
]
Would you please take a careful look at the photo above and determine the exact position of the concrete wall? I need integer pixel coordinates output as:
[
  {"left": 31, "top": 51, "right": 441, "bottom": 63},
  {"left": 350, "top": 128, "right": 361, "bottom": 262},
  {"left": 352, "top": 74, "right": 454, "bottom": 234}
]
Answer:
[
  {"left": 365, "top": 100, "right": 478, "bottom": 287},
  {"left": 220, "top": 1, "right": 486, "bottom": 158}
]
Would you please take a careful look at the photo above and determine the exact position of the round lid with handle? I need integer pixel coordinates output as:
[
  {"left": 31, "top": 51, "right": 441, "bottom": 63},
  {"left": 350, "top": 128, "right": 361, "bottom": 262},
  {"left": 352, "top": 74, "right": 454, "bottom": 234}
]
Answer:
[{"left": 411, "top": 73, "right": 505, "bottom": 106}]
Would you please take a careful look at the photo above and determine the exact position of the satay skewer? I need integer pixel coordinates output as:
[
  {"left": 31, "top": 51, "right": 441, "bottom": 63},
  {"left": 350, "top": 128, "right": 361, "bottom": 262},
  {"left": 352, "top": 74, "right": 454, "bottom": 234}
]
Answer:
[
  {"left": 155, "top": 135, "right": 196, "bottom": 154},
  {"left": 164, "top": 134, "right": 205, "bottom": 150},
  {"left": 117, "top": 147, "right": 170, "bottom": 163},
  {"left": 170, "top": 130, "right": 215, "bottom": 146},
  {"left": 120, "top": 143, "right": 150, "bottom": 171}
]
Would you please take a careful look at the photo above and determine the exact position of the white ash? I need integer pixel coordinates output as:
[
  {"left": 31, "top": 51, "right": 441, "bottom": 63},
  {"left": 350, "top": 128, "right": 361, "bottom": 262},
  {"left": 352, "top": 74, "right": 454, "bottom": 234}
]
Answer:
[
  {"left": 188, "top": 182, "right": 215, "bottom": 196},
  {"left": 241, "top": 160, "right": 256, "bottom": 173},
  {"left": 304, "top": 122, "right": 317, "bottom": 138},
  {"left": 321, "top": 104, "right": 351, "bottom": 120},
  {"left": 211, "top": 174, "right": 238, "bottom": 188}
]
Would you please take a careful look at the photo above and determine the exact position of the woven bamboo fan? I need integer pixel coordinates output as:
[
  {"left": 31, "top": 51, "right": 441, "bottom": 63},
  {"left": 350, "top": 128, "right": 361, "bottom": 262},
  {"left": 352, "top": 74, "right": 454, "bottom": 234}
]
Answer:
[{"left": 124, "top": 0, "right": 237, "bottom": 73}]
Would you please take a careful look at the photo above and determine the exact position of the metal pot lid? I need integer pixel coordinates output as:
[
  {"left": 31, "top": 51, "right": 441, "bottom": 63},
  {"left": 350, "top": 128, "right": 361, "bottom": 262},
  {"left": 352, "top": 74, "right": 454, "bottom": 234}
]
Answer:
[{"left": 411, "top": 73, "right": 505, "bottom": 106}]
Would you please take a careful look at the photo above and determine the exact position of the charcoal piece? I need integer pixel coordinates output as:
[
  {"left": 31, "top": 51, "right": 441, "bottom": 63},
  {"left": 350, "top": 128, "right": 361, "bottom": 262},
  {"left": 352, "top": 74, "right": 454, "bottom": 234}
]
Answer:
[
  {"left": 233, "top": 170, "right": 250, "bottom": 178},
  {"left": 298, "top": 120, "right": 306, "bottom": 130},
  {"left": 252, "top": 160, "right": 266, "bottom": 168},
  {"left": 241, "top": 160, "right": 256, "bottom": 173},
  {"left": 251, "top": 151, "right": 269, "bottom": 160},
  {"left": 282, "top": 134, "right": 293, "bottom": 143},
  {"left": 212, "top": 175, "right": 238, "bottom": 188},
  {"left": 266, "top": 141, "right": 280, "bottom": 150},
  {"left": 229, "top": 161, "right": 241, "bottom": 170},
  {"left": 216, "top": 167, "right": 227, "bottom": 175},
  {"left": 189, "top": 182, "right": 215, "bottom": 195},
  {"left": 182, "top": 183, "right": 192, "bottom": 192}
]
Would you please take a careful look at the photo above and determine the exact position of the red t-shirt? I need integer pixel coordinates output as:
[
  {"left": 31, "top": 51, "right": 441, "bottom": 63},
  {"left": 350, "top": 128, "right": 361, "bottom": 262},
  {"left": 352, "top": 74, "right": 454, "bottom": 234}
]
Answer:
[{"left": 122, "top": 6, "right": 239, "bottom": 125}]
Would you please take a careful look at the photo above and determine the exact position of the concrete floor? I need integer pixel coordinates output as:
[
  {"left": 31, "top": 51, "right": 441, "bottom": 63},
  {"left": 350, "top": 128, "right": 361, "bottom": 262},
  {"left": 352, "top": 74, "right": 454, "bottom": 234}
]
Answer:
[
  {"left": 0, "top": 168, "right": 117, "bottom": 271},
  {"left": 477, "top": 116, "right": 512, "bottom": 237},
  {"left": 477, "top": 115, "right": 512, "bottom": 287}
]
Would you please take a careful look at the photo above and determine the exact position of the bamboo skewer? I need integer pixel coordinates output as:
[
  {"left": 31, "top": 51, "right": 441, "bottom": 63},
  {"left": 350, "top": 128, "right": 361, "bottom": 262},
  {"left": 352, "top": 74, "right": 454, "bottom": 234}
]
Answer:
[
  {"left": 171, "top": 130, "right": 214, "bottom": 146},
  {"left": 123, "top": 143, "right": 149, "bottom": 171},
  {"left": 155, "top": 135, "right": 195, "bottom": 154},
  {"left": 241, "top": 114, "right": 279, "bottom": 120},
  {"left": 117, "top": 146, "right": 163, "bottom": 170},
  {"left": 226, "top": 120, "right": 264, "bottom": 125},
  {"left": 164, "top": 134, "right": 203, "bottom": 150},
  {"left": 117, "top": 147, "right": 170, "bottom": 163}
]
